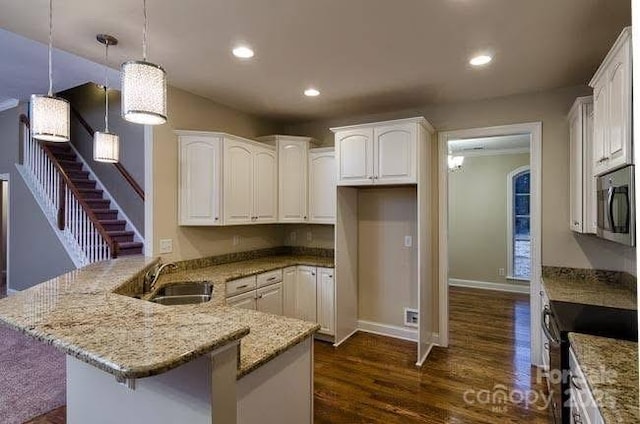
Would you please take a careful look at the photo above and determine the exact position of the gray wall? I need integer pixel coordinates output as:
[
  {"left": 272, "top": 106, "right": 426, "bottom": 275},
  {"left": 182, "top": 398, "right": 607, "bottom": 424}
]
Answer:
[
  {"left": 62, "top": 83, "right": 145, "bottom": 234},
  {"left": 0, "top": 105, "right": 75, "bottom": 291}
]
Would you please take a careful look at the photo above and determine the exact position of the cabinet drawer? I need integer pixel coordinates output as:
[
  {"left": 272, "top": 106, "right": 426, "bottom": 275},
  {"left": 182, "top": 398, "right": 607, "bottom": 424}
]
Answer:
[
  {"left": 257, "top": 269, "right": 283, "bottom": 288},
  {"left": 226, "top": 275, "right": 257, "bottom": 297},
  {"left": 227, "top": 290, "right": 257, "bottom": 310},
  {"left": 569, "top": 348, "right": 604, "bottom": 424}
]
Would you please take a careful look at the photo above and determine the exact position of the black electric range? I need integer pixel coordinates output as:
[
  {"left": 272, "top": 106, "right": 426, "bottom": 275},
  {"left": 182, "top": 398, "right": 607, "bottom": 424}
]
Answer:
[{"left": 542, "top": 300, "right": 637, "bottom": 424}]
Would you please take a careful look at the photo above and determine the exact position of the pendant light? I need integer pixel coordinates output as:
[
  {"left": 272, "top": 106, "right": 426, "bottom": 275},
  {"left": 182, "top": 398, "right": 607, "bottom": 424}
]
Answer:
[
  {"left": 94, "top": 34, "right": 120, "bottom": 164},
  {"left": 31, "top": 0, "right": 70, "bottom": 142},
  {"left": 121, "top": 0, "right": 167, "bottom": 125}
]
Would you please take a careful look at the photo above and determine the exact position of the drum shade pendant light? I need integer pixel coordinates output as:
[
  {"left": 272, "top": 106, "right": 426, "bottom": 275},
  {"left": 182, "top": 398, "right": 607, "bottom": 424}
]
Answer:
[
  {"left": 31, "top": 0, "right": 70, "bottom": 142},
  {"left": 121, "top": 0, "right": 167, "bottom": 125},
  {"left": 94, "top": 34, "right": 120, "bottom": 163}
]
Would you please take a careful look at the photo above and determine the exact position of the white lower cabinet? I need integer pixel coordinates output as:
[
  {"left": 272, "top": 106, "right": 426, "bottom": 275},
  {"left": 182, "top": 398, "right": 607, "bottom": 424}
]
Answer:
[
  {"left": 257, "top": 283, "right": 283, "bottom": 315},
  {"left": 570, "top": 348, "right": 604, "bottom": 424},
  {"left": 283, "top": 266, "right": 297, "bottom": 317},
  {"left": 227, "top": 291, "right": 257, "bottom": 310},
  {"left": 227, "top": 266, "right": 335, "bottom": 338},
  {"left": 316, "top": 268, "right": 335, "bottom": 336},
  {"left": 295, "top": 266, "right": 317, "bottom": 322}
]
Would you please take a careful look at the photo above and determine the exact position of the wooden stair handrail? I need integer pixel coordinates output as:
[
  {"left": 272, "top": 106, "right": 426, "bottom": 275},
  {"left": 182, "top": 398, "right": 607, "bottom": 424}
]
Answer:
[
  {"left": 40, "top": 142, "right": 119, "bottom": 258},
  {"left": 69, "top": 106, "right": 145, "bottom": 201}
]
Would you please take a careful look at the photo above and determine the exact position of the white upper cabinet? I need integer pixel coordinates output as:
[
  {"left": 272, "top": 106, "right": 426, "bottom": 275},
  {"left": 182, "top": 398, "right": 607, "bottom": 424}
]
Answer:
[
  {"left": 224, "top": 138, "right": 254, "bottom": 225},
  {"left": 178, "top": 134, "right": 223, "bottom": 226},
  {"left": 332, "top": 117, "right": 433, "bottom": 186},
  {"left": 223, "top": 135, "right": 277, "bottom": 225},
  {"left": 568, "top": 96, "right": 596, "bottom": 234},
  {"left": 253, "top": 145, "right": 278, "bottom": 223},
  {"left": 259, "top": 136, "right": 311, "bottom": 223},
  {"left": 589, "top": 27, "right": 632, "bottom": 176},
  {"left": 308, "top": 148, "right": 336, "bottom": 224},
  {"left": 335, "top": 128, "right": 374, "bottom": 185},
  {"left": 374, "top": 123, "right": 417, "bottom": 184}
]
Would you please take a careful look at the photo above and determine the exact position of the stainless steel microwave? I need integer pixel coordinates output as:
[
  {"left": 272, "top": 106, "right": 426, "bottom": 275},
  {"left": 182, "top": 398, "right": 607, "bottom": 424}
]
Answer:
[{"left": 596, "top": 165, "right": 635, "bottom": 246}]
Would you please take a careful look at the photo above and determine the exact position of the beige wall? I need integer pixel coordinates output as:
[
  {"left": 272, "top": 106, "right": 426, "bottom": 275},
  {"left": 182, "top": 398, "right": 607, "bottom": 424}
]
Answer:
[
  {"left": 358, "top": 187, "right": 417, "bottom": 327},
  {"left": 448, "top": 153, "right": 530, "bottom": 284},
  {"left": 152, "top": 86, "right": 285, "bottom": 261},
  {"left": 283, "top": 224, "right": 335, "bottom": 249},
  {"left": 285, "top": 85, "right": 636, "bottom": 274}
]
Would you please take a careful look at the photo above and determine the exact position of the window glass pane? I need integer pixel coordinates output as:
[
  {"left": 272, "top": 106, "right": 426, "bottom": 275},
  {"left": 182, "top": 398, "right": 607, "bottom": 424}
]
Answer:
[
  {"left": 515, "top": 172, "right": 530, "bottom": 194},
  {"left": 515, "top": 217, "right": 530, "bottom": 238},
  {"left": 515, "top": 195, "right": 530, "bottom": 215}
]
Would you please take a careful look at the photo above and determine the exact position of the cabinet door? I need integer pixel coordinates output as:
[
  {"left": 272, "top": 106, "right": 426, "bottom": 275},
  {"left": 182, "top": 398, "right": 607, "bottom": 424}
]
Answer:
[
  {"left": 374, "top": 123, "right": 417, "bottom": 184},
  {"left": 308, "top": 150, "right": 336, "bottom": 224},
  {"left": 569, "top": 111, "right": 583, "bottom": 232},
  {"left": 316, "top": 268, "right": 335, "bottom": 336},
  {"left": 583, "top": 106, "right": 597, "bottom": 234},
  {"left": 253, "top": 146, "right": 278, "bottom": 223},
  {"left": 592, "top": 82, "right": 609, "bottom": 176},
  {"left": 224, "top": 139, "right": 254, "bottom": 224},
  {"left": 335, "top": 128, "right": 374, "bottom": 185},
  {"left": 179, "top": 137, "right": 222, "bottom": 226},
  {"left": 606, "top": 41, "right": 632, "bottom": 171},
  {"left": 279, "top": 140, "right": 308, "bottom": 222},
  {"left": 282, "top": 266, "right": 297, "bottom": 318},
  {"left": 227, "top": 291, "right": 257, "bottom": 310},
  {"left": 257, "top": 283, "right": 283, "bottom": 315},
  {"left": 295, "top": 266, "right": 317, "bottom": 322}
]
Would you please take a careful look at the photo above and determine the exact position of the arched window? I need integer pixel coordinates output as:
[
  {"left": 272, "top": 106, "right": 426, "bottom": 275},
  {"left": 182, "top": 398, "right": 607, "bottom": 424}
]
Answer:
[{"left": 507, "top": 166, "right": 530, "bottom": 280}]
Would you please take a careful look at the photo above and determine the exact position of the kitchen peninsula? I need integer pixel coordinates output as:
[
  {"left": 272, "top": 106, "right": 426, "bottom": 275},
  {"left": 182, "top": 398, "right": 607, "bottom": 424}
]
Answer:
[{"left": 0, "top": 250, "right": 333, "bottom": 424}]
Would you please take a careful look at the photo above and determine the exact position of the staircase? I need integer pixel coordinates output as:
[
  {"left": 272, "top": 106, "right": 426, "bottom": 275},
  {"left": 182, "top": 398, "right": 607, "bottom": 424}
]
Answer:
[
  {"left": 45, "top": 143, "right": 143, "bottom": 257},
  {"left": 18, "top": 114, "right": 144, "bottom": 267}
]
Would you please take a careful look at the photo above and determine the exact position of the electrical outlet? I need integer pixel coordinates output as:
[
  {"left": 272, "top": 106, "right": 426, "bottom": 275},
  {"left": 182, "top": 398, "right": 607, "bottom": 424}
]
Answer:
[
  {"left": 498, "top": 268, "right": 506, "bottom": 277},
  {"left": 404, "top": 235, "right": 413, "bottom": 247},
  {"left": 159, "top": 239, "right": 173, "bottom": 254},
  {"left": 306, "top": 231, "right": 313, "bottom": 242},
  {"left": 404, "top": 308, "right": 419, "bottom": 327},
  {"left": 233, "top": 235, "right": 240, "bottom": 246}
]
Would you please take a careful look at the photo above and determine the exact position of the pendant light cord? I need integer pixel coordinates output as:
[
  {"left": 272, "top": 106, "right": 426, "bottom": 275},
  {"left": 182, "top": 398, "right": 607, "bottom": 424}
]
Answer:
[
  {"left": 48, "top": 0, "right": 53, "bottom": 96},
  {"left": 142, "top": 0, "right": 148, "bottom": 61},
  {"left": 104, "top": 42, "right": 109, "bottom": 132}
]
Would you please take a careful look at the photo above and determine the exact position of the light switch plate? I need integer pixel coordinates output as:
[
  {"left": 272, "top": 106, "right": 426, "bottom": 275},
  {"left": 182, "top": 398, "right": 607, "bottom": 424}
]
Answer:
[
  {"left": 159, "top": 239, "right": 173, "bottom": 254},
  {"left": 404, "top": 236, "right": 413, "bottom": 247}
]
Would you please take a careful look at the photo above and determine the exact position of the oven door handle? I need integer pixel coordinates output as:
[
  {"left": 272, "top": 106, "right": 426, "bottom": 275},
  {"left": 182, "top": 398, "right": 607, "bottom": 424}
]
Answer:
[
  {"left": 607, "top": 185, "right": 615, "bottom": 230},
  {"left": 541, "top": 306, "right": 560, "bottom": 345}
]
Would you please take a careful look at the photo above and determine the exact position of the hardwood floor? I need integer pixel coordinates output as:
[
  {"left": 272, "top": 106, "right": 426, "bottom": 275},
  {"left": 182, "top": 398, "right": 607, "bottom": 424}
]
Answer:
[
  {"left": 314, "top": 288, "right": 551, "bottom": 423},
  {"left": 28, "top": 287, "right": 551, "bottom": 423}
]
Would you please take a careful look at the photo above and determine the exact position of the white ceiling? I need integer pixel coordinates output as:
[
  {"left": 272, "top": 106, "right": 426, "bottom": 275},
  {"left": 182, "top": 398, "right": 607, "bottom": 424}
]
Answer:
[
  {"left": 0, "top": 0, "right": 630, "bottom": 121},
  {"left": 449, "top": 134, "right": 530, "bottom": 154}
]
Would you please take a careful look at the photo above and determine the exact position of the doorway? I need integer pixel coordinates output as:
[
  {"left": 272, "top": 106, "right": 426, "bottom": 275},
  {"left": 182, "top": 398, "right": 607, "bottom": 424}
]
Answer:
[
  {"left": 438, "top": 122, "right": 543, "bottom": 366},
  {"left": 0, "top": 174, "right": 8, "bottom": 298}
]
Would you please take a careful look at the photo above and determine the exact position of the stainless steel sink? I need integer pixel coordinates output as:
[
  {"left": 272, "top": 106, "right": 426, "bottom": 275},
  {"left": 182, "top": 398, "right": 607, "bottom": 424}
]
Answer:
[{"left": 149, "top": 281, "right": 214, "bottom": 306}]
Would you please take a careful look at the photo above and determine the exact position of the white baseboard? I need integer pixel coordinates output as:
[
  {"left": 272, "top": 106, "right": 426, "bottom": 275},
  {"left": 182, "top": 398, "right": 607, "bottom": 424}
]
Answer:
[
  {"left": 357, "top": 320, "right": 418, "bottom": 342},
  {"left": 448, "top": 278, "right": 529, "bottom": 294},
  {"left": 332, "top": 329, "right": 358, "bottom": 348}
]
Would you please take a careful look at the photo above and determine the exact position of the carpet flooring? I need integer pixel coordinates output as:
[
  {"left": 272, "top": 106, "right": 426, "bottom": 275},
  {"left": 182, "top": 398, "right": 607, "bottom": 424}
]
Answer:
[{"left": 0, "top": 324, "right": 65, "bottom": 424}]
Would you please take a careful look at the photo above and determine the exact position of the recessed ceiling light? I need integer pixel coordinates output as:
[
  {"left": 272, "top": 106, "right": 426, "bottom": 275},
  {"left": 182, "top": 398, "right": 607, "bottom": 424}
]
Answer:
[
  {"left": 304, "top": 88, "right": 320, "bottom": 97},
  {"left": 232, "top": 45, "right": 254, "bottom": 59},
  {"left": 469, "top": 55, "right": 492, "bottom": 66}
]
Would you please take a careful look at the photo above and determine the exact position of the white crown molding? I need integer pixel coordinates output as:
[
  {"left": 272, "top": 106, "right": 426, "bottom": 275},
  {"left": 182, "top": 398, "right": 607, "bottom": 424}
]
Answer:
[{"left": 450, "top": 147, "right": 530, "bottom": 157}]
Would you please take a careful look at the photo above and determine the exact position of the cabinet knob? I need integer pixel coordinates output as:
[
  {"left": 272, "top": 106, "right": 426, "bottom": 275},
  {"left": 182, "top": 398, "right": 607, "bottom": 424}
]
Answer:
[
  {"left": 374, "top": 176, "right": 378, "bottom": 179},
  {"left": 539, "top": 290, "right": 544, "bottom": 297},
  {"left": 573, "top": 221, "right": 580, "bottom": 226},
  {"left": 215, "top": 217, "right": 219, "bottom": 221},
  {"left": 304, "top": 216, "right": 307, "bottom": 220}
]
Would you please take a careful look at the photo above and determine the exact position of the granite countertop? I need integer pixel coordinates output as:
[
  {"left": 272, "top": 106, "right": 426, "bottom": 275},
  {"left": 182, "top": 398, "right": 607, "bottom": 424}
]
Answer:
[
  {"left": 0, "top": 253, "right": 331, "bottom": 380},
  {"left": 568, "top": 333, "right": 639, "bottom": 423},
  {"left": 542, "top": 266, "right": 637, "bottom": 310}
]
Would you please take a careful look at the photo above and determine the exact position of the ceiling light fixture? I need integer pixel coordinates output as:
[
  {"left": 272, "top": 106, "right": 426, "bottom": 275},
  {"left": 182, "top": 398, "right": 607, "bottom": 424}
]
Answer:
[
  {"left": 448, "top": 155, "right": 464, "bottom": 171},
  {"left": 304, "top": 88, "right": 320, "bottom": 97},
  {"left": 232, "top": 45, "right": 255, "bottom": 59},
  {"left": 94, "top": 34, "right": 120, "bottom": 164},
  {"left": 31, "top": 0, "right": 70, "bottom": 142},
  {"left": 469, "top": 55, "right": 492, "bottom": 67},
  {"left": 121, "top": 0, "right": 167, "bottom": 125}
]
